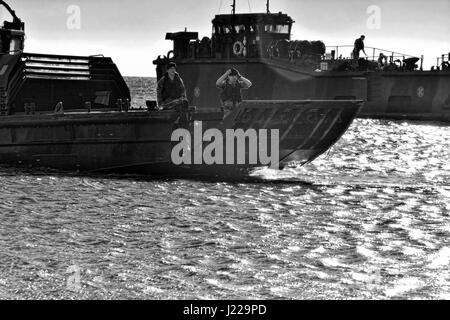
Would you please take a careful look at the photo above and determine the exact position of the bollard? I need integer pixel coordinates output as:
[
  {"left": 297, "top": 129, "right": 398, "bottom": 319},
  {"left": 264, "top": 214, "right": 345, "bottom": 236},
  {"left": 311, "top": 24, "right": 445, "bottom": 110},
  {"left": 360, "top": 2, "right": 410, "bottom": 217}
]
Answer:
[
  {"left": 117, "top": 99, "right": 123, "bottom": 112},
  {"left": 85, "top": 101, "right": 92, "bottom": 113},
  {"left": 54, "top": 101, "right": 64, "bottom": 114},
  {"left": 124, "top": 99, "right": 130, "bottom": 112}
]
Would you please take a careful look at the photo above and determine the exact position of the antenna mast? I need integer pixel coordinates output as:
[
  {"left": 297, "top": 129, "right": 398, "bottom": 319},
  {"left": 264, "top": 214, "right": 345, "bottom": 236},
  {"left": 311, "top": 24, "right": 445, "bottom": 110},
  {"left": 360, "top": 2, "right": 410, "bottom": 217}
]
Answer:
[
  {"left": 231, "top": 0, "right": 236, "bottom": 14},
  {"left": 266, "top": 0, "right": 270, "bottom": 13}
]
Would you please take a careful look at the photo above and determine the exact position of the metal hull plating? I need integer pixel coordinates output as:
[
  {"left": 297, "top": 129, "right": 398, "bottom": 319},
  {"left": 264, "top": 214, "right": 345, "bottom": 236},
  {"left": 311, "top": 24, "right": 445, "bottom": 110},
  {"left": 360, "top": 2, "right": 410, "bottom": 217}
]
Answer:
[
  {"left": 0, "top": 52, "right": 131, "bottom": 115},
  {"left": 363, "top": 71, "right": 450, "bottom": 121},
  {"left": 155, "top": 58, "right": 450, "bottom": 122},
  {"left": 0, "top": 100, "right": 361, "bottom": 178}
]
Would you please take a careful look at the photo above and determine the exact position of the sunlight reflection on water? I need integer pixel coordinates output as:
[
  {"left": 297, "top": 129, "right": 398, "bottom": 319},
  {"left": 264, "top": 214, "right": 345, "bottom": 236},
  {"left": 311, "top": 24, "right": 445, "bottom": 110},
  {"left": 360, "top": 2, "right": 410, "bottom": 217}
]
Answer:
[{"left": 0, "top": 78, "right": 449, "bottom": 300}]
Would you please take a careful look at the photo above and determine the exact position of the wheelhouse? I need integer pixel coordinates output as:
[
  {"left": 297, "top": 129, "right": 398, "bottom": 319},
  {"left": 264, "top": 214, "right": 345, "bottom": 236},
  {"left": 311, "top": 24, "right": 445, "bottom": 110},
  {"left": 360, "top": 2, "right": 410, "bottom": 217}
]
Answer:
[{"left": 164, "top": 12, "right": 294, "bottom": 63}]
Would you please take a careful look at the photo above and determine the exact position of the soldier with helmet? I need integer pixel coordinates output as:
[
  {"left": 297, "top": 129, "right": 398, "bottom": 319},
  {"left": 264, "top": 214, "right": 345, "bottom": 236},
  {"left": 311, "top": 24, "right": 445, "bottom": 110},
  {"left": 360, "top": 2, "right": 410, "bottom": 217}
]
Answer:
[
  {"left": 156, "top": 62, "right": 188, "bottom": 110},
  {"left": 216, "top": 68, "right": 252, "bottom": 117}
]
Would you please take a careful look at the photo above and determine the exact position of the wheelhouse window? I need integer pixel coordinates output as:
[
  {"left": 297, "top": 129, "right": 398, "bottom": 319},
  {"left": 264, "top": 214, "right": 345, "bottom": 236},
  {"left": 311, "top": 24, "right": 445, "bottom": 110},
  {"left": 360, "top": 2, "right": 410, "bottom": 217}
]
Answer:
[
  {"left": 234, "top": 25, "right": 246, "bottom": 33},
  {"left": 265, "top": 24, "right": 290, "bottom": 34},
  {"left": 223, "top": 26, "right": 232, "bottom": 34}
]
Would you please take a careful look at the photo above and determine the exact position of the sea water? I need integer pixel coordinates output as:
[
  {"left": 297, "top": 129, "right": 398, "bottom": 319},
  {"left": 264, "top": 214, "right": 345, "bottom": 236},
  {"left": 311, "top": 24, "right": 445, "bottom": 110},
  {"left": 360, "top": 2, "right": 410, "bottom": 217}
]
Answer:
[{"left": 0, "top": 77, "right": 448, "bottom": 299}]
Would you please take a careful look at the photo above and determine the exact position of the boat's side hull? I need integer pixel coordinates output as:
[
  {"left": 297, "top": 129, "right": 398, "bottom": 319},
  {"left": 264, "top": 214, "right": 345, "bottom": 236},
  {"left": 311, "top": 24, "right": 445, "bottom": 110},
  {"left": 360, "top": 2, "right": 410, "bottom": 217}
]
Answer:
[
  {"left": 362, "top": 71, "right": 450, "bottom": 121},
  {"left": 0, "top": 100, "right": 361, "bottom": 177},
  {"left": 167, "top": 59, "right": 366, "bottom": 111},
  {"left": 158, "top": 58, "right": 450, "bottom": 121},
  {"left": 0, "top": 112, "right": 177, "bottom": 172}
]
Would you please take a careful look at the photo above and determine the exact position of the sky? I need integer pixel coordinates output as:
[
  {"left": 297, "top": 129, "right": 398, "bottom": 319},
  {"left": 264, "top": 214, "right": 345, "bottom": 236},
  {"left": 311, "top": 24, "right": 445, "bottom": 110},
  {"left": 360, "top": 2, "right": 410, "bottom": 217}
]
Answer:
[{"left": 3, "top": 0, "right": 449, "bottom": 76}]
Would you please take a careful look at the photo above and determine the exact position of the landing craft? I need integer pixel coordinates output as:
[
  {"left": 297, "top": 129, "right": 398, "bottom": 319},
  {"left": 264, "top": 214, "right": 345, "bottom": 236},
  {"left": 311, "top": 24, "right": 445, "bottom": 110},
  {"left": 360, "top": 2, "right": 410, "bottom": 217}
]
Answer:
[
  {"left": 0, "top": 1, "right": 361, "bottom": 178},
  {"left": 154, "top": 0, "right": 450, "bottom": 122}
]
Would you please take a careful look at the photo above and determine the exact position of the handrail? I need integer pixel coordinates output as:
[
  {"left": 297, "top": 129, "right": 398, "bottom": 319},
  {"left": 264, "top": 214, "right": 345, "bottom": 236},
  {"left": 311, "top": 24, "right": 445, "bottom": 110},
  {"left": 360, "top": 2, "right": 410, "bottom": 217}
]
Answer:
[
  {"left": 325, "top": 45, "right": 418, "bottom": 62},
  {"left": 436, "top": 53, "right": 450, "bottom": 68}
]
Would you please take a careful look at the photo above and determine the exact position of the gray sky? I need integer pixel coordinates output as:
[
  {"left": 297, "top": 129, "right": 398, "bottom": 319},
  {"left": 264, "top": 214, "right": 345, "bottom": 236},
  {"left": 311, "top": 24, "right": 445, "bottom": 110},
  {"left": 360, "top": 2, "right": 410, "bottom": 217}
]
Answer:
[{"left": 4, "top": 0, "right": 449, "bottom": 76}]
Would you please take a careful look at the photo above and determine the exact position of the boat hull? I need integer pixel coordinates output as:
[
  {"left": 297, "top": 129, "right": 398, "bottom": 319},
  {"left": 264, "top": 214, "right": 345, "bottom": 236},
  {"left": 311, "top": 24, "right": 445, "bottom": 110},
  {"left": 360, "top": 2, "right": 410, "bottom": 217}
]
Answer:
[
  {"left": 362, "top": 71, "right": 450, "bottom": 121},
  {"left": 0, "top": 100, "right": 361, "bottom": 178},
  {"left": 155, "top": 58, "right": 450, "bottom": 122}
]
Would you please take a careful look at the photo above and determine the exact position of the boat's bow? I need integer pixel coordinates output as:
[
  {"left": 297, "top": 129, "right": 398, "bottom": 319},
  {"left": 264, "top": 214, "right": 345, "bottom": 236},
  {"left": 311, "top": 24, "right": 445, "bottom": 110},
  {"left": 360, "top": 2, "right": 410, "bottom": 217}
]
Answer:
[{"left": 220, "top": 100, "right": 363, "bottom": 168}]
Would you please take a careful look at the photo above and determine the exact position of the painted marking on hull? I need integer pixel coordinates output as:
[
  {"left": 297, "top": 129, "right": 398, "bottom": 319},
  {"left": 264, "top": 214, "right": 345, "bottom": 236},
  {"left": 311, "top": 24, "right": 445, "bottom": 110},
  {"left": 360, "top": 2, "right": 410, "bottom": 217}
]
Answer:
[
  {"left": 417, "top": 86, "right": 425, "bottom": 98},
  {"left": 277, "top": 109, "right": 331, "bottom": 164},
  {"left": 310, "top": 110, "right": 343, "bottom": 150},
  {"left": 0, "top": 65, "right": 8, "bottom": 75},
  {"left": 279, "top": 110, "right": 305, "bottom": 142}
]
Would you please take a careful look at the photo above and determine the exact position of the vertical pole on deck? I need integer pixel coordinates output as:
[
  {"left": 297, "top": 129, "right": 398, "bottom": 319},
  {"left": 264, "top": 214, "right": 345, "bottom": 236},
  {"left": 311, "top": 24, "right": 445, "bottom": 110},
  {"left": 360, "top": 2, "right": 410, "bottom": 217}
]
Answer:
[
  {"left": 232, "top": 0, "right": 235, "bottom": 14},
  {"left": 420, "top": 55, "right": 423, "bottom": 71},
  {"left": 372, "top": 48, "right": 375, "bottom": 61},
  {"left": 267, "top": 0, "right": 270, "bottom": 13}
]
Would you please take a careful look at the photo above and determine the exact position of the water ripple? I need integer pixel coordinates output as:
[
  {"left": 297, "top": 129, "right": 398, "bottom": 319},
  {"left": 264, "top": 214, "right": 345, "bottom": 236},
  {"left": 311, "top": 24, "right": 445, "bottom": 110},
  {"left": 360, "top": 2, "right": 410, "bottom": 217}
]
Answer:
[{"left": 1, "top": 80, "right": 450, "bottom": 299}]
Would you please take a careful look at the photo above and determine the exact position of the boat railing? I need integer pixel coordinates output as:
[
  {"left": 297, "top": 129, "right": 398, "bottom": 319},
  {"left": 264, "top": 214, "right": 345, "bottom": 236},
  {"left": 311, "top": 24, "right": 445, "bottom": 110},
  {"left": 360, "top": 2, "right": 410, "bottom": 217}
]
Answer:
[
  {"left": 264, "top": 42, "right": 423, "bottom": 71},
  {"left": 325, "top": 45, "right": 420, "bottom": 63},
  {"left": 436, "top": 53, "right": 450, "bottom": 68}
]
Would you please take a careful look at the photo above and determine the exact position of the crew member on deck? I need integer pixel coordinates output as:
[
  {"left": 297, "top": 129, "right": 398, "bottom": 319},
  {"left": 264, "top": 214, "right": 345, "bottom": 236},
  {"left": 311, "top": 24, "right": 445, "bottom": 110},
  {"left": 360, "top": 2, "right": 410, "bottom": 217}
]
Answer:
[
  {"left": 156, "top": 62, "right": 188, "bottom": 110},
  {"left": 216, "top": 68, "right": 252, "bottom": 117},
  {"left": 353, "top": 35, "right": 367, "bottom": 60},
  {"left": 378, "top": 52, "right": 387, "bottom": 69}
]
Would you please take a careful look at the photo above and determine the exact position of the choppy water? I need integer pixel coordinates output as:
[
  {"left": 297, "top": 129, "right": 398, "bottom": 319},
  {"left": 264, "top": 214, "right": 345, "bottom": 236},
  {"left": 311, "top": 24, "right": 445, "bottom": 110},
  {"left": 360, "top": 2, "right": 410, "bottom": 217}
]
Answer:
[{"left": 0, "top": 78, "right": 449, "bottom": 300}]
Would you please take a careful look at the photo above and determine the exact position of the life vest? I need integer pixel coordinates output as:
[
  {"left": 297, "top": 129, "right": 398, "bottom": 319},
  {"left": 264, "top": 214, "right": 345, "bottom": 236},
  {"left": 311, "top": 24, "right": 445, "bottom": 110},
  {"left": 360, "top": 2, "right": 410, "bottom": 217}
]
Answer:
[
  {"left": 220, "top": 81, "right": 243, "bottom": 103},
  {"left": 161, "top": 73, "right": 183, "bottom": 102}
]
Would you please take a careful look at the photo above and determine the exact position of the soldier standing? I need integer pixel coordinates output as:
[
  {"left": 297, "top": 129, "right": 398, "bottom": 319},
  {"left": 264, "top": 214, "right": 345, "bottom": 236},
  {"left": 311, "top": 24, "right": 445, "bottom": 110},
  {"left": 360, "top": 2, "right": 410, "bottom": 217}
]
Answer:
[
  {"left": 353, "top": 35, "right": 367, "bottom": 60},
  {"left": 216, "top": 68, "right": 252, "bottom": 117}
]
